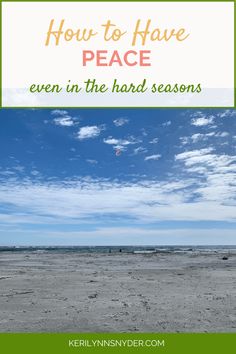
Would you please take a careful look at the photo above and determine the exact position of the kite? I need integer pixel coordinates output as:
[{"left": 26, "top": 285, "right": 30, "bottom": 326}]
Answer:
[{"left": 115, "top": 149, "right": 122, "bottom": 156}]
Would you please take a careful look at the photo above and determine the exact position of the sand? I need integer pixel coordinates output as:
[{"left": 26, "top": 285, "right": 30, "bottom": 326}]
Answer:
[{"left": 0, "top": 251, "right": 236, "bottom": 333}]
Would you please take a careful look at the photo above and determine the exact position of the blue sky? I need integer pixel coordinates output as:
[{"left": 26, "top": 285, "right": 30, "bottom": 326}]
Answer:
[{"left": 0, "top": 108, "right": 235, "bottom": 245}]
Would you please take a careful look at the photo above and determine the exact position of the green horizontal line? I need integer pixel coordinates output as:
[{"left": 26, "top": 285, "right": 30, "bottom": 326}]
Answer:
[{"left": 0, "top": 1, "right": 234, "bottom": 2}]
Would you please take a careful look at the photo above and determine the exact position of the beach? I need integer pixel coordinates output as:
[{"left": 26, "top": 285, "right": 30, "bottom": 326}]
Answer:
[{"left": 0, "top": 250, "right": 236, "bottom": 333}]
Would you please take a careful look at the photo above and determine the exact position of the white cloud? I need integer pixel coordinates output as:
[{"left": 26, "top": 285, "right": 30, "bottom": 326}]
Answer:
[
  {"left": 133, "top": 147, "right": 148, "bottom": 155},
  {"left": 0, "top": 176, "right": 235, "bottom": 228},
  {"left": 179, "top": 137, "right": 189, "bottom": 145},
  {"left": 215, "top": 132, "right": 229, "bottom": 138},
  {"left": 175, "top": 147, "right": 236, "bottom": 205},
  {"left": 145, "top": 154, "right": 161, "bottom": 161},
  {"left": 141, "top": 129, "right": 148, "bottom": 136},
  {"left": 54, "top": 117, "right": 74, "bottom": 127},
  {"left": 31, "top": 170, "right": 40, "bottom": 176},
  {"left": 176, "top": 151, "right": 236, "bottom": 170},
  {"left": 162, "top": 121, "right": 171, "bottom": 127},
  {"left": 180, "top": 131, "right": 229, "bottom": 145},
  {"left": 175, "top": 148, "right": 236, "bottom": 170},
  {"left": 189, "top": 133, "right": 214, "bottom": 143},
  {"left": 189, "top": 111, "right": 216, "bottom": 127},
  {"left": 217, "top": 110, "right": 236, "bottom": 118},
  {"left": 51, "top": 110, "right": 68, "bottom": 116},
  {"left": 77, "top": 126, "right": 103, "bottom": 140},
  {"left": 191, "top": 133, "right": 205, "bottom": 143},
  {"left": 13, "top": 165, "right": 25, "bottom": 172},
  {"left": 104, "top": 136, "right": 140, "bottom": 150},
  {"left": 113, "top": 117, "right": 129, "bottom": 127},
  {"left": 149, "top": 138, "right": 159, "bottom": 144},
  {"left": 86, "top": 159, "right": 98, "bottom": 164},
  {"left": 51, "top": 110, "right": 78, "bottom": 127},
  {"left": 191, "top": 116, "right": 214, "bottom": 126},
  {"left": 176, "top": 148, "right": 214, "bottom": 160},
  {"left": 0, "top": 170, "right": 15, "bottom": 176},
  {"left": 103, "top": 138, "right": 120, "bottom": 145}
]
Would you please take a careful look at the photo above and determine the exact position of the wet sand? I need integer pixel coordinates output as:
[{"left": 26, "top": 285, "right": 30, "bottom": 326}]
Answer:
[{"left": 0, "top": 251, "right": 236, "bottom": 332}]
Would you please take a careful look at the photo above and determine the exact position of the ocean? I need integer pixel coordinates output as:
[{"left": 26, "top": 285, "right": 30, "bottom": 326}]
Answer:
[{"left": 0, "top": 245, "right": 236, "bottom": 254}]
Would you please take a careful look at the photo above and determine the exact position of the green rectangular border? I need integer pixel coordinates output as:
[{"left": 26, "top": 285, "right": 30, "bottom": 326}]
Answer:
[
  {"left": 0, "top": 4, "right": 235, "bottom": 350},
  {"left": 0, "top": 0, "right": 235, "bottom": 109},
  {"left": 0, "top": 333, "right": 236, "bottom": 354}
]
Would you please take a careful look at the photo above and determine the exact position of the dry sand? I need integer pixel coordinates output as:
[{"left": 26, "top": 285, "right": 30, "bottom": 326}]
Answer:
[{"left": 0, "top": 251, "right": 236, "bottom": 332}]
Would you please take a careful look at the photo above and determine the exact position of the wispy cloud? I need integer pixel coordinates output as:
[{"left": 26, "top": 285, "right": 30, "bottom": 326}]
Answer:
[
  {"left": 176, "top": 150, "right": 236, "bottom": 177},
  {"left": 104, "top": 136, "right": 141, "bottom": 151},
  {"left": 113, "top": 117, "right": 129, "bottom": 127},
  {"left": 162, "top": 121, "right": 171, "bottom": 127},
  {"left": 175, "top": 148, "right": 214, "bottom": 164},
  {"left": 51, "top": 110, "right": 68, "bottom": 116},
  {"left": 215, "top": 132, "right": 229, "bottom": 138},
  {"left": 190, "top": 133, "right": 207, "bottom": 143},
  {"left": 133, "top": 147, "right": 148, "bottom": 155},
  {"left": 179, "top": 131, "right": 228, "bottom": 145},
  {"left": 217, "top": 110, "right": 236, "bottom": 118},
  {"left": 0, "top": 176, "right": 235, "bottom": 229},
  {"left": 175, "top": 147, "right": 236, "bottom": 204},
  {"left": 144, "top": 154, "right": 161, "bottom": 161},
  {"left": 149, "top": 138, "right": 159, "bottom": 144},
  {"left": 86, "top": 159, "right": 98, "bottom": 164}
]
